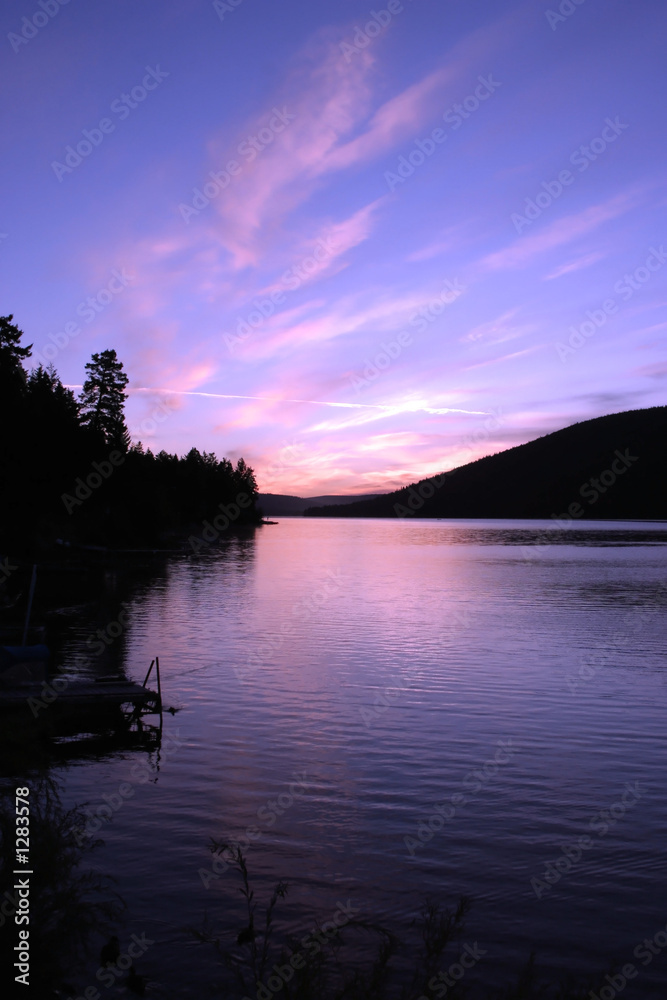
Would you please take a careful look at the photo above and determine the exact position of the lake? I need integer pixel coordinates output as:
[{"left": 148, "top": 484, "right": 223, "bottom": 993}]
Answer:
[{"left": 17, "top": 518, "right": 667, "bottom": 997}]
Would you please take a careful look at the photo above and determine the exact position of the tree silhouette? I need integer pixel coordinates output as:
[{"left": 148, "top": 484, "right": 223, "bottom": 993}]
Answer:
[
  {"left": 234, "top": 456, "right": 258, "bottom": 495},
  {"left": 79, "top": 349, "right": 130, "bottom": 451},
  {"left": 27, "top": 364, "right": 86, "bottom": 495},
  {"left": 0, "top": 313, "right": 31, "bottom": 400},
  {"left": 0, "top": 316, "right": 33, "bottom": 533},
  {"left": 28, "top": 364, "right": 80, "bottom": 427},
  {"left": 0, "top": 318, "right": 261, "bottom": 550}
]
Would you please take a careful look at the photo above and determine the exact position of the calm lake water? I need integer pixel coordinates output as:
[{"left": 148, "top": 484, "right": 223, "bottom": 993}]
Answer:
[{"left": 36, "top": 519, "right": 667, "bottom": 996}]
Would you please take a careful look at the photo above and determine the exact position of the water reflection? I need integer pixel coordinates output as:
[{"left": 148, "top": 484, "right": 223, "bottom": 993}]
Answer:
[
  {"left": 3, "top": 520, "right": 667, "bottom": 996},
  {"left": 0, "top": 719, "right": 164, "bottom": 777}
]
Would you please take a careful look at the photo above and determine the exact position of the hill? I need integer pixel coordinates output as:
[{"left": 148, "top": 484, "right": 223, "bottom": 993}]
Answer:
[
  {"left": 258, "top": 493, "right": 383, "bottom": 515},
  {"left": 303, "top": 407, "right": 667, "bottom": 521}
]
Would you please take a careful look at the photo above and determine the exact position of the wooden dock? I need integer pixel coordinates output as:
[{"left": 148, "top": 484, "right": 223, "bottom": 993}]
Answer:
[
  {"left": 0, "top": 678, "right": 158, "bottom": 709},
  {"left": 0, "top": 657, "right": 164, "bottom": 726}
]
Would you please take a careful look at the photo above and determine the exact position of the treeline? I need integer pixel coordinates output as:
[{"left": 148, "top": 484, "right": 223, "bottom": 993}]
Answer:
[{"left": 0, "top": 315, "right": 260, "bottom": 552}]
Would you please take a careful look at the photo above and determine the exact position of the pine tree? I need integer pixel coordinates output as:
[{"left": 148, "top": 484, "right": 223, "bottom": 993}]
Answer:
[
  {"left": 0, "top": 314, "right": 31, "bottom": 399},
  {"left": 27, "top": 363, "right": 82, "bottom": 461},
  {"left": 28, "top": 364, "right": 80, "bottom": 426},
  {"left": 79, "top": 349, "right": 130, "bottom": 451},
  {"left": 234, "top": 457, "right": 258, "bottom": 496},
  {"left": 23, "top": 365, "right": 86, "bottom": 524},
  {"left": 0, "top": 316, "right": 32, "bottom": 521}
]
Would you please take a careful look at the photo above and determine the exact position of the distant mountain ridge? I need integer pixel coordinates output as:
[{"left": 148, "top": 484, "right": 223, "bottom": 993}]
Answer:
[
  {"left": 257, "top": 493, "right": 384, "bottom": 515},
  {"left": 303, "top": 407, "right": 667, "bottom": 521}
]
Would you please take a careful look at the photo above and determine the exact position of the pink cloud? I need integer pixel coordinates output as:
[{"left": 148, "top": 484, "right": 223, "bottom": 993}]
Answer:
[
  {"left": 463, "top": 346, "right": 540, "bottom": 370},
  {"left": 257, "top": 198, "right": 384, "bottom": 299},
  {"left": 460, "top": 308, "right": 534, "bottom": 345},
  {"left": 320, "top": 66, "right": 457, "bottom": 174},
  {"left": 407, "top": 223, "right": 474, "bottom": 262},
  {"left": 233, "top": 286, "right": 432, "bottom": 361},
  {"left": 633, "top": 360, "right": 667, "bottom": 378},
  {"left": 480, "top": 189, "right": 643, "bottom": 272},
  {"left": 543, "top": 251, "right": 605, "bottom": 280},
  {"left": 199, "top": 9, "right": 515, "bottom": 270}
]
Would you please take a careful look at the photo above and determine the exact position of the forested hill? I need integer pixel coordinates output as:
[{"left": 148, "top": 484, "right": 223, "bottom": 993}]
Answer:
[
  {"left": 258, "top": 493, "right": 382, "bottom": 515},
  {"left": 304, "top": 407, "right": 667, "bottom": 521}
]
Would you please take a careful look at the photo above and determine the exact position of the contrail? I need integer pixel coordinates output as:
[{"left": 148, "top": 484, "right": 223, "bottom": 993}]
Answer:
[{"left": 126, "top": 387, "right": 491, "bottom": 416}]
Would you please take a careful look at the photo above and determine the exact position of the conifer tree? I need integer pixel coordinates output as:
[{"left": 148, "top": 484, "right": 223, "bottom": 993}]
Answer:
[
  {"left": 0, "top": 313, "right": 31, "bottom": 399},
  {"left": 79, "top": 349, "right": 130, "bottom": 451}
]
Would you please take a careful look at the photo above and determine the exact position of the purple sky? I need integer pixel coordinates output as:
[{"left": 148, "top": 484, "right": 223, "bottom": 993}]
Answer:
[{"left": 2, "top": 0, "right": 665, "bottom": 494}]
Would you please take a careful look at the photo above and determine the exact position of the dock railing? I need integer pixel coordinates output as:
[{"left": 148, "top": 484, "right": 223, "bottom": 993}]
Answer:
[{"left": 141, "top": 657, "right": 163, "bottom": 713}]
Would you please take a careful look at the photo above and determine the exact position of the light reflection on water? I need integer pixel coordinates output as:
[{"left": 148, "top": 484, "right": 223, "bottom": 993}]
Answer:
[{"left": 55, "top": 519, "right": 667, "bottom": 997}]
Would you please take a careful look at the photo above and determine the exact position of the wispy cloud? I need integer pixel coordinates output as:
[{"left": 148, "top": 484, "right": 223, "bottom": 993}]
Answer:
[
  {"left": 543, "top": 251, "right": 606, "bottom": 280},
  {"left": 128, "top": 386, "right": 490, "bottom": 419},
  {"left": 407, "top": 224, "right": 472, "bottom": 262},
  {"left": 462, "top": 346, "right": 540, "bottom": 370},
  {"left": 460, "top": 308, "right": 535, "bottom": 344},
  {"left": 202, "top": 45, "right": 451, "bottom": 270},
  {"left": 633, "top": 361, "right": 667, "bottom": 379},
  {"left": 479, "top": 189, "right": 643, "bottom": 272}
]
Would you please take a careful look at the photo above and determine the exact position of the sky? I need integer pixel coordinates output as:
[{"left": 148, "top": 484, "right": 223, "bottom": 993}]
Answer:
[{"left": 1, "top": 0, "right": 665, "bottom": 495}]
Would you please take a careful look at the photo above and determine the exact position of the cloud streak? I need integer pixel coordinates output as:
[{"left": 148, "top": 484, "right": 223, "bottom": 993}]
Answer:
[{"left": 123, "top": 387, "right": 491, "bottom": 418}]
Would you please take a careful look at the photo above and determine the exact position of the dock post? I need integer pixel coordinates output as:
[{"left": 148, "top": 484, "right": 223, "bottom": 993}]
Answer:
[
  {"left": 142, "top": 659, "right": 155, "bottom": 688},
  {"left": 156, "top": 656, "right": 163, "bottom": 716}
]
